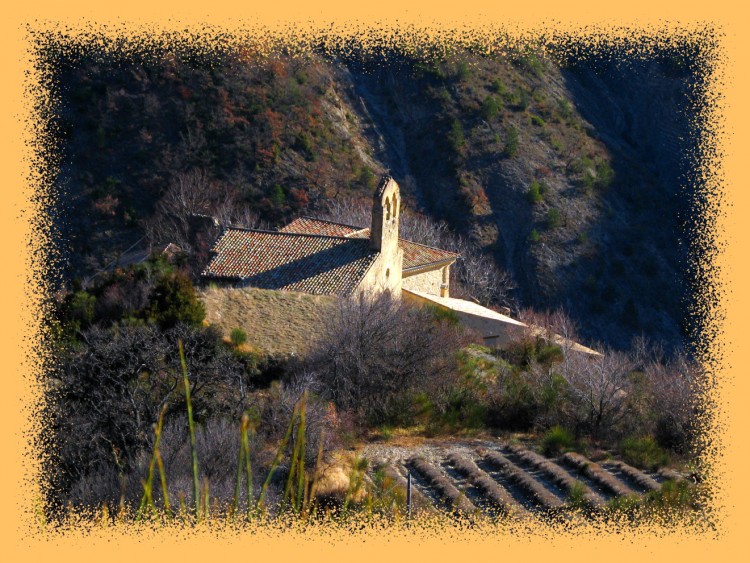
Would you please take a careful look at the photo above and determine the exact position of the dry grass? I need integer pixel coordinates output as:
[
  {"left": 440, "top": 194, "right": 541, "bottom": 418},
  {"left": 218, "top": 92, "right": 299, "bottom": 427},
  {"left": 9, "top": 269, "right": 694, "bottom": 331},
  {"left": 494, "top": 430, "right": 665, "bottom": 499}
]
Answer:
[
  {"left": 313, "top": 451, "right": 369, "bottom": 504},
  {"left": 200, "top": 287, "right": 337, "bottom": 356}
]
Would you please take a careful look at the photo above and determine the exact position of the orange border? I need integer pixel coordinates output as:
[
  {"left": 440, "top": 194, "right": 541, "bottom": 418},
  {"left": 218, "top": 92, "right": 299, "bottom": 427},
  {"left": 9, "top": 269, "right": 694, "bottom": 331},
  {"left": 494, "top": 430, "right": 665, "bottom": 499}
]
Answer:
[{"left": 2, "top": 2, "right": 747, "bottom": 560}]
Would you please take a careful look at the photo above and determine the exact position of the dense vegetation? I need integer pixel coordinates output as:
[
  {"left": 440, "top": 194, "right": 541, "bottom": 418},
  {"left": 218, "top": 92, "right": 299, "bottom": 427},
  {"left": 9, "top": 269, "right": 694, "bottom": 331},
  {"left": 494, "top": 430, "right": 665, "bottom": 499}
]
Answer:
[{"left": 47, "top": 257, "right": 700, "bottom": 516}]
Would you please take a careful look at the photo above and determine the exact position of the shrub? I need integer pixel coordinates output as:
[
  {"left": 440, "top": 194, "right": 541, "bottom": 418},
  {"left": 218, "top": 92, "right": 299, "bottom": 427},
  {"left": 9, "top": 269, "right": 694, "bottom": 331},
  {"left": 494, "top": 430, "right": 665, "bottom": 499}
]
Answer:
[
  {"left": 230, "top": 327, "right": 248, "bottom": 346},
  {"left": 485, "top": 370, "right": 538, "bottom": 430},
  {"left": 530, "top": 114, "right": 546, "bottom": 127},
  {"left": 620, "top": 436, "right": 670, "bottom": 470},
  {"left": 147, "top": 272, "right": 206, "bottom": 329},
  {"left": 492, "top": 78, "right": 507, "bottom": 96},
  {"left": 504, "top": 126, "right": 519, "bottom": 157},
  {"left": 514, "top": 51, "right": 544, "bottom": 77},
  {"left": 595, "top": 159, "right": 615, "bottom": 189},
  {"left": 303, "top": 293, "right": 464, "bottom": 426},
  {"left": 357, "top": 167, "right": 377, "bottom": 190},
  {"left": 529, "top": 228, "right": 540, "bottom": 244},
  {"left": 643, "top": 479, "right": 697, "bottom": 511},
  {"left": 481, "top": 95, "right": 503, "bottom": 120},
  {"left": 455, "top": 61, "right": 472, "bottom": 82},
  {"left": 527, "top": 179, "right": 547, "bottom": 204},
  {"left": 517, "top": 89, "right": 530, "bottom": 110},
  {"left": 557, "top": 98, "right": 572, "bottom": 120},
  {"left": 536, "top": 343, "right": 564, "bottom": 366},
  {"left": 425, "top": 304, "right": 460, "bottom": 326},
  {"left": 448, "top": 119, "right": 465, "bottom": 151},
  {"left": 566, "top": 481, "right": 589, "bottom": 510},
  {"left": 52, "top": 324, "right": 245, "bottom": 493},
  {"left": 62, "top": 290, "right": 97, "bottom": 334},
  {"left": 270, "top": 183, "right": 286, "bottom": 207},
  {"left": 546, "top": 208, "right": 562, "bottom": 229},
  {"left": 542, "top": 426, "right": 576, "bottom": 456}
]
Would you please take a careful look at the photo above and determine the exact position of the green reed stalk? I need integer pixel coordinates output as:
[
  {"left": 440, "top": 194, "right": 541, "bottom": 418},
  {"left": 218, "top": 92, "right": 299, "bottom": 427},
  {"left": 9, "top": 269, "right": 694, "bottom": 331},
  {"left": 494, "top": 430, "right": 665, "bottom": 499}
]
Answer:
[
  {"left": 284, "top": 392, "right": 307, "bottom": 510},
  {"left": 137, "top": 404, "right": 168, "bottom": 518},
  {"left": 231, "top": 420, "right": 246, "bottom": 519},
  {"left": 242, "top": 415, "right": 254, "bottom": 518},
  {"left": 202, "top": 477, "right": 210, "bottom": 521},
  {"left": 155, "top": 449, "right": 170, "bottom": 517},
  {"left": 295, "top": 393, "right": 308, "bottom": 511},
  {"left": 179, "top": 339, "right": 201, "bottom": 521},
  {"left": 257, "top": 400, "right": 299, "bottom": 512},
  {"left": 307, "top": 428, "right": 325, "bottom": 517}
]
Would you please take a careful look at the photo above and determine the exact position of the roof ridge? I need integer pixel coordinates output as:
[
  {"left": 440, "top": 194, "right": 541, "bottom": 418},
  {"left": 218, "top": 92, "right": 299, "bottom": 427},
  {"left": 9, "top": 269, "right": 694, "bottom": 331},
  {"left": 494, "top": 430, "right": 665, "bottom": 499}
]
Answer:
[
  {"left": 223, "top": 226, "right": 366, "bottom": 242},
  {"left": 398, "top": 237, "right": 460, "bottom": 257},
  {"left": 296, "top": 216, "right": 368, "bottom": 231}
]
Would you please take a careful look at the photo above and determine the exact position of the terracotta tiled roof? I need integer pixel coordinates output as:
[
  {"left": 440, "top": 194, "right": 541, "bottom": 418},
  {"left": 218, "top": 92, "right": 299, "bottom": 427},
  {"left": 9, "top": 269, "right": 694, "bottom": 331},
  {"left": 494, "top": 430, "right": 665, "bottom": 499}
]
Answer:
[
  {"left": 202, "top": 229, "right": 378, "bottom": 296},
  {"left": 341, "top": 226, "right": 459, "bottom": 271},
  {"left": 400, "top": 239, "right": 459, "bottom": 271},
  {"left": 279, "top": 217, "right": 366, "bottom": 238}
]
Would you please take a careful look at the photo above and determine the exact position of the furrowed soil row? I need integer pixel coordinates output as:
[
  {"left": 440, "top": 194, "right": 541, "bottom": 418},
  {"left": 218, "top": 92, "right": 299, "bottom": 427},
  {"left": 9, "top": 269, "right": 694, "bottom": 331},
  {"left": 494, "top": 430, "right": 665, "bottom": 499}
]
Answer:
[
  {"left": 503, "top": 444, "right": 602, "bottom": 508},
  {"left": 658, "top": 468, "right": 686, "bottom": 483},
  {"left": 440, "top": 460, "right": 499, "bottom": 516},
  {"left": 479, "top": 448, "right": 564, "bottom": 511},
  {"left": 561, "top": 452, "right": 637, "bottom": 498},
  {"left": 600, "top": 460, "right": 661, "bottom": 493},
  {"left": 446, "top": 452, "right": 531, "bottom": 519},
  {"left": 383, "top": 464, "right": 436, "bottom": 515},
  {"left": 402, "top": 462, "right": 447, "bottom": 509},
  {"left": 408, "top": 457, "right": 478, "bottom": 516},
  {"left": 474, "top": 457, "right": 541, "bottom": 513}
]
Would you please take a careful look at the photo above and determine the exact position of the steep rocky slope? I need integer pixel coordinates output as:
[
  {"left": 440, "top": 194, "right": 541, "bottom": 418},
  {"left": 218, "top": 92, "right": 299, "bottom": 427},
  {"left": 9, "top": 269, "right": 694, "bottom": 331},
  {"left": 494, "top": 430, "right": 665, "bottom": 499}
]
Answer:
[
  {"left": 51, "top": 48, "right": 697, "bottom": 351},
  {"left": 338, "top": 53, "right": 695, "bottom": 349}
]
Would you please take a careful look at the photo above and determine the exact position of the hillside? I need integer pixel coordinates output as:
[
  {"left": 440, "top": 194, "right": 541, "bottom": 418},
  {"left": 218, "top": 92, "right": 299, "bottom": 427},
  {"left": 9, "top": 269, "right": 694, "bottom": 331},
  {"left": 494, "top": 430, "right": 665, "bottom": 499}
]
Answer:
[{"left": 50, "top": 45, "right": 698, "bottom": 351}]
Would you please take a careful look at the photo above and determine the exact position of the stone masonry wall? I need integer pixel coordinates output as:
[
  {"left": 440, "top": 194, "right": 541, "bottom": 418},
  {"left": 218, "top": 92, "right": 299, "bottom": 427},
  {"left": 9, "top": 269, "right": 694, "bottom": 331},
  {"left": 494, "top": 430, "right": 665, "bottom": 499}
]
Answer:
[{"left": 402, "top": 269, "right": 443, "bottom": 296}]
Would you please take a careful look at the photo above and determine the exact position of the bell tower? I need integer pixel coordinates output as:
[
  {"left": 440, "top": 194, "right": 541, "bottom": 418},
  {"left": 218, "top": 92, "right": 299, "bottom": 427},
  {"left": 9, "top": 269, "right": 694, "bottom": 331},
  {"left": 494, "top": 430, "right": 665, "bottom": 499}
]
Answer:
[
  {"left": 370, "top": 175, "right": 400, "bottom": 254},
  {"left": 369, "top": 176, "right": 403, "bottom": 294}
]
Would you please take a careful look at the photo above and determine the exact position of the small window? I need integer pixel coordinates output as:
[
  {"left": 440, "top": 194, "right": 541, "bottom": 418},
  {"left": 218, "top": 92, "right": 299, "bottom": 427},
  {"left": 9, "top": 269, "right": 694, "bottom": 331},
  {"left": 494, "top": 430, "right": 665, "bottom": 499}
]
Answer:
[
  {"left": 385, "top": 198, "right": 391, "bottom": 221},
  {"left": 386, "top": 268, "right": 390, "bottom": 278}
]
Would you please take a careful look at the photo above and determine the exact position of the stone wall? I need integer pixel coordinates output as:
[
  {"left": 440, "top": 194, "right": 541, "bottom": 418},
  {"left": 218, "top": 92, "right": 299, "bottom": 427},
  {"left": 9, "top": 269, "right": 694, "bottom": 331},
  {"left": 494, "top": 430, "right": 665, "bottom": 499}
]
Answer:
[
  {"left": 200, "top": 286, "right": 337, "bottom": 356},
  {"left": 402, "top": 268, "right": 443, "bottom": 296}
]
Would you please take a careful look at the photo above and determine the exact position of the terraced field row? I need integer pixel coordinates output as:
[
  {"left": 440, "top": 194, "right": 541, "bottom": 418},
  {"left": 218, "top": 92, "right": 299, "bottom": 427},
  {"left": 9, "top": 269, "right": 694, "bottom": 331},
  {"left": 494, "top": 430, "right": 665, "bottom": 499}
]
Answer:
[{"left": 365, "top": 441, "right": 685, "bottom": 519}]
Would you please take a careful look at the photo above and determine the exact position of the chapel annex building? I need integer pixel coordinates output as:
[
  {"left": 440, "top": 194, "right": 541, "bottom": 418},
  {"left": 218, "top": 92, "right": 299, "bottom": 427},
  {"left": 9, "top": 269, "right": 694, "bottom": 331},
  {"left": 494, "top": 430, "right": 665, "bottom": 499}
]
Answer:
[{"left": 201, "top": 176, "right": 458, "bottom": 300}]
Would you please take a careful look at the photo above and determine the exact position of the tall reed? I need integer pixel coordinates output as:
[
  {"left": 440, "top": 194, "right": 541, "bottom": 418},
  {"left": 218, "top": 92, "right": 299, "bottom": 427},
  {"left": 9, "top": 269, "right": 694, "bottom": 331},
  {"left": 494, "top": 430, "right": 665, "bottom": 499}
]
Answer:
[
  {"left": 179, "top": 339, "right": 201, "bottom": 521},
  {"left": 257, "top": 399, "right": 300, "bottom": 512},
  {"left": 232, "top": 413, "right": 255, "bottom": 520},
  {"left": 136, "top": 404, "right": 168, "bottom": 519},
  {"left": 284, "top": 391, "right": 308, "bottom": 512}
]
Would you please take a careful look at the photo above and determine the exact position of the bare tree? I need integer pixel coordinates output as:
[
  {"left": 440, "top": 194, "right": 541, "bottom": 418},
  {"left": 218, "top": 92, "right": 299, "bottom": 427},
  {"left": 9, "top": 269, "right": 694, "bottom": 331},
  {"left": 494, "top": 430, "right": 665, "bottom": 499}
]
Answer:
[
  {"left": 303, "top": 292, "right": 463, "bottom": 425},
  {"left": 144, "top": 169, "right": 218, "bottom": 262},
  {"left": 643, "top": 349, "right": 700, "bottom": 454},
  {"left": 559, "top": 348, "right": 635, "bottom": 440}
]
